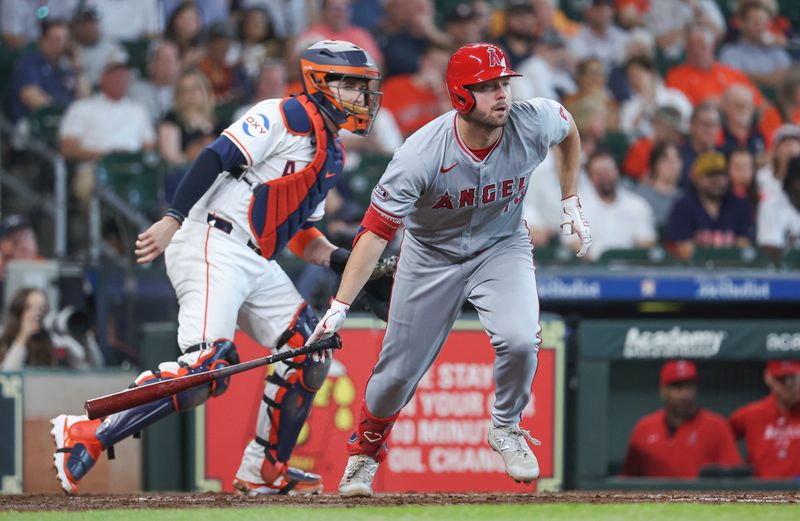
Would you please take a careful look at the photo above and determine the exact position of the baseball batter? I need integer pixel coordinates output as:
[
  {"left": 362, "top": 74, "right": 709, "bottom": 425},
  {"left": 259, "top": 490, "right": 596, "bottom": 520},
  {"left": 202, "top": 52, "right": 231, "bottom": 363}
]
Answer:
[
  {"left": 306, "top": 43, "right": 592, "bottom": 496},
  {"left": 49, "top": 40, "right": 383, "bottom": 496}
]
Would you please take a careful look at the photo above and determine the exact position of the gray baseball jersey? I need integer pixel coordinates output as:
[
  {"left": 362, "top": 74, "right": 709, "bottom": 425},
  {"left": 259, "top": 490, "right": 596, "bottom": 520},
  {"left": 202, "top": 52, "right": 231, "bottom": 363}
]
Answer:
[
  {"left": 369, "top": 98, "right": 570, "bottom": 258},
  {"left": 362, "top": 98, "right": 571, "bottom": 428}
]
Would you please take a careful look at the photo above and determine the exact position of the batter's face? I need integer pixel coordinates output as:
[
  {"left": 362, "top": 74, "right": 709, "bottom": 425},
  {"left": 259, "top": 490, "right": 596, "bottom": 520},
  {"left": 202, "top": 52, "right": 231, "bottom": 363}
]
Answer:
[{"left": 464, "top": 76, "right": 512, "bottom": 129}]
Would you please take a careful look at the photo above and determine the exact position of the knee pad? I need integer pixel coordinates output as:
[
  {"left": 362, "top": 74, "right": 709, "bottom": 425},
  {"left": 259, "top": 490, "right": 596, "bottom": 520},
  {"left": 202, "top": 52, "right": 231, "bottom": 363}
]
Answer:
[
  {"left": 96, "top": 339, "right": 238, "bottom": 448},
  {"left": 277, "top": 304, "right": 319, "bottom": 349}
]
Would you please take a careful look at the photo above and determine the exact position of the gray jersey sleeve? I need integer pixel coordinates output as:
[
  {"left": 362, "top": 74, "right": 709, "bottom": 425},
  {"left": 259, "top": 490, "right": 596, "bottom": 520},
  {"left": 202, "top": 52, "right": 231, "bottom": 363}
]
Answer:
[
  {"left": 514, "top": 98, "right": 571, "bottom": 151},
  {"left": 370, "top": 142, "right": 433, "bottom": 217}
]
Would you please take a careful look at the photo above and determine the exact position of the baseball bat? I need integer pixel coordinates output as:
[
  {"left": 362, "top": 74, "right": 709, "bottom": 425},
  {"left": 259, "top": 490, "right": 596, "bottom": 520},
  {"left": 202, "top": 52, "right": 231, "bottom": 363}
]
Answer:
[{"left": 84, "top": 334, "right": 342, "bottom": 420}]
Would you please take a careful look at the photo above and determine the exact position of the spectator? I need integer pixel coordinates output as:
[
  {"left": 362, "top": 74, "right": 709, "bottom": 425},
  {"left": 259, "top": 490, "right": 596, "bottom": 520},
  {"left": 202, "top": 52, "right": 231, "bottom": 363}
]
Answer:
[
  {"left": 665, "top": 24, "right": 763, "bottom": 107},
  {"left": 234, "top": 7, "right": 282, "bottom": 93},
  {"left": 730, "top": 360, "right": 800, "bottom": 478},
  {"left": 443, "top": 3, "right": 483, "bottom": 50},
  {"left": 619, "top": 56, "right": 692, "bottom": 140},
  {"left": 0, "top": 288, "right": 53, "bottom": 370},
  {"left": 623, "top": 105, "right": 684, "bottom": 181},
  {"left": 376, "top": 0, "right": 450, "bottom": 77},
  {"left": 128, "top": 40, "right": 181, "bottom": 125},
  {"left": 666, "top": 151, "right": 753, "bottom": 261},
  {"left": 8, "top": 19, "right": 88, "bottom": 123},
  {"left": 59, "top": 62, "right": 155, "bottom": 204},
  {"left": 1, "top": 0, "right": 79, "bottom": 49},
  {"left": 632, "top": 141, "right": 684, "bottom": 228},
  {"left": 158, "top": 69, "right": 220, "bottom": 168},
  {"left": 83, "top": 0, "right": 162, "bottom": 42},
  {"left": 622, "top": 360, "right": 742, "bottom": 478},
  {"left": 718, "top": 84, "right": 767, "bottom": 159},
  {"left": 494, "top": 0, "right": 538, "bottom": 69},
  {"left": 757, "top": 124, "right": 800, "bottom": 200},
  {"left": 380, "top": 45, "right": 451, "bottom": 138},
  {"left": 59, "top": 62, "right": 155, "bottom": 163},
  {"left": 164, "top": 1, "right": 205, "bottom": 69},
  {"left": 644, "top": 0, "right": 724, "bottom": 62},
  {"left": 567, "top": 0, "right": 629, "bottom": 72},
  {"left": 163, "top": 0, "right": 230, "bottom": 29},
  {"left": 757, "top": 157, "right": 800, "bottom": 261},
  {"left": 563, "top": 57, "right": 619, "bottom": 131},
  {"left": 760, "top": 67, "right": 800, "bottom": 140},
  {"left": 0, "top": 215, "right": 40, "bottom": 283},
  {"left": 727, "top": 147, "right": 758, "bottom": 210},
  {"left": 513, "top": 27, "right": 576, "bottom": 102},
  {"left": 300, "top": 0, "right": 383, "bottom": 68},
  {"left": 242, "top": 0, "right": 309, "bottom": 40},
  {"left": 608, "top": 28, "right": 656, "bottom": 103},
  {"left": 719, "top": 1, "right": 791, "bottom": 90},
  {"left": 69, "top": 6, "right": 128, "bottom": 88},
  {"left": 198, "top": 21, "right": 247, "bottom": 105},
  {"left": 678, "top": 103, "right": 721, "bottom": 188},
  {"left": 234, "top": 60, "right": 289, "bottom": 120},
  {"left": 565, "top": 150, "right": 656, "bottom": 260}
]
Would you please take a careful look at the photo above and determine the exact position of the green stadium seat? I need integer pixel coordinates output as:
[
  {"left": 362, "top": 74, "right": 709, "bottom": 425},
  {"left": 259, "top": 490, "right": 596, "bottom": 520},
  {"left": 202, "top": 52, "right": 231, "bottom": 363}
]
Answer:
[
  {"left": 598, "top": 247, "right": 673, "bottom": 267},
  {"left": 690, "top": 246, "right": 772, "bottom": 268},
  {"left": 782, "top": 249, "right": 800, "bottom": 269},
  {"left": 602, "top": 132, "right": 630, "bottom": 167},
  {"left": 348, "top": 153, "right": 391, "bottom": 208},
  {"left": 214, "top": 102, "right": 239, "bottom": 127},
  {"left": 121, "top": 39, "right": 151, "bottom": 77},
  {"left": 29, "top": 104, "right": 66, "bottom": 148},
  {"left": 96, "top": 151, "right": 165, "bottom": 214}
]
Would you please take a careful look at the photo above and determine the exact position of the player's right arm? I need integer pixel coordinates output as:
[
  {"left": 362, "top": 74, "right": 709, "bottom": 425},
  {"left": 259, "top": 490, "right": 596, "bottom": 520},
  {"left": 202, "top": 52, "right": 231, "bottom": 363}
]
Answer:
[{"left": 305, "top": 142, "right": 431, "bottom": 351}]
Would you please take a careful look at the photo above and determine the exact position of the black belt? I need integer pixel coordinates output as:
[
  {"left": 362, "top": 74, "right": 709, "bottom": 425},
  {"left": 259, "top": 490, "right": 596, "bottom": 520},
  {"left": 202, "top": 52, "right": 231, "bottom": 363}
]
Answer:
[{"left": 207, "top": 213, "right": 262, "bottom": 257}]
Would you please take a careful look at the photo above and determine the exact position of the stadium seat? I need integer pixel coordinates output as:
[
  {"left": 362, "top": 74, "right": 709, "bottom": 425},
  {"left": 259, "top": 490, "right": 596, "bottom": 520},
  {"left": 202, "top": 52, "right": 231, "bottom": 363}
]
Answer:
[
  {"left": 29, "top": 105, "right": 66, "bottom": 149},
  {"left": 348, "top": 153, "right": 392, "bottom": 208},
  {"left": 95, "top": 151, "right": 165, "bottom": 215},
  {"left": 690, "top": 246, "right": 772, "bottom": 268},
  {"left": 120, "top": 39, "right": 151, "bottom": 77},
  {"left": 782, "top": 249, "right": 800, "bottom": 269},
  {"left": 598, "top": 247, "right": 673, "bottom": 267}
]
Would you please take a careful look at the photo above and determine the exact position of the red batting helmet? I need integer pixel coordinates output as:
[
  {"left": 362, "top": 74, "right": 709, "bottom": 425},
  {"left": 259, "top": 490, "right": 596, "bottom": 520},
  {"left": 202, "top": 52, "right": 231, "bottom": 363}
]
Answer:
[{"left": 446, "top": 43, "right": 520, "bottom": 113}]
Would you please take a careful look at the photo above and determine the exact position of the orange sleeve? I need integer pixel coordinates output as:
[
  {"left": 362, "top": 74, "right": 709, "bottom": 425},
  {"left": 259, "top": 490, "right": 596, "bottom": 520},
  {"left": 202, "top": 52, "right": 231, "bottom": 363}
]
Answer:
[{"left": 287, "top": 226, "right": 324, "bottom": 258}]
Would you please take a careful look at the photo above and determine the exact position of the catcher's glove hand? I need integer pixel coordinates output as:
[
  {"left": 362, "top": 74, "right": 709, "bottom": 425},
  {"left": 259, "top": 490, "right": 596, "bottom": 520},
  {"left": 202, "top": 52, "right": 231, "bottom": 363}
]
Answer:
[{"left": 329, "top": 248, "right": 397, "bottom": 322}]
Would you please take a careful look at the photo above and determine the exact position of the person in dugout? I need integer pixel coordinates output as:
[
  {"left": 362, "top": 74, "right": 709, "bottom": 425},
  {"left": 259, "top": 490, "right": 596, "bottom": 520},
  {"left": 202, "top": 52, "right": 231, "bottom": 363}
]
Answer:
[
  {"left": 730, "top": 360, "right": 800, "bottom": 478},
  {"left": 622, "top": 359, "right": 742, "bottom": 477}
]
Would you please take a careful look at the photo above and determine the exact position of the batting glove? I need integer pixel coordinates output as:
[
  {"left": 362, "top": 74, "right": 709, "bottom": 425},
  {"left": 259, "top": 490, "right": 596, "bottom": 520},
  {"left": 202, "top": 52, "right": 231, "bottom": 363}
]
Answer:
[
  {"left": 560, "top": 195, "right": 592, "bottom": 257},
  {"left": 308, "top": 298, "right": 350, "bottom": 362}
]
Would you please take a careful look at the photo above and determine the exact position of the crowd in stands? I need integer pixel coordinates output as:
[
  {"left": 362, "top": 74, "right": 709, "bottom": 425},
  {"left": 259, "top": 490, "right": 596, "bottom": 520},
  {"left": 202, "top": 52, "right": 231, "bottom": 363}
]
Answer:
[
  {"left": 0, "top": 0, "right": 799, "bottom": 265},
  {"left": 623, "top": 358, "right": 800, "bottom": 479}
]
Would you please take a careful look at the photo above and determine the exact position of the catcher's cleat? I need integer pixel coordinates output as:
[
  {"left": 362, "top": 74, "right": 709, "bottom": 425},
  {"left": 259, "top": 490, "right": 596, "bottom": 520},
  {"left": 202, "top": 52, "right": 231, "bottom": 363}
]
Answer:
[
  {"left": 232, "top": 462, "right": 323, "bottom": 496},
  {"left": 50, "top": 414, "right": 104, "bottom": 495},
  {"left": 488, "top": 424, "right": 541, "bottom": 483},
  {"left": 338, "top": 454, "right": 379, "bottom": 497}
]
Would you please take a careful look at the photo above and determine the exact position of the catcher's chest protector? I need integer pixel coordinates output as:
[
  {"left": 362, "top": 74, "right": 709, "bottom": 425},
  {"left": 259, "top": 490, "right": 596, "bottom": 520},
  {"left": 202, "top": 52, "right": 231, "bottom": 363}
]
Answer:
[{"left": 247, "top": 94, "right": 345, "bottom": 259}]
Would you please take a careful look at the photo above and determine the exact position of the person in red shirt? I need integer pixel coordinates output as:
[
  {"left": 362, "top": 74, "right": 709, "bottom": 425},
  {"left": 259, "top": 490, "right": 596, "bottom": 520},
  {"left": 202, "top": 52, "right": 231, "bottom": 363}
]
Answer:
[
  {"left": 380, "top": 45, "right": 452, "bottom": 137},
  {"left": 623, "top": 360, "right": 743, "bottom": 477},
  {"left": 665, "top": 23, "right": 763, "bottom": 108},
  {"left": 730, "top": 360, "right": 800, "bottom": 478}
]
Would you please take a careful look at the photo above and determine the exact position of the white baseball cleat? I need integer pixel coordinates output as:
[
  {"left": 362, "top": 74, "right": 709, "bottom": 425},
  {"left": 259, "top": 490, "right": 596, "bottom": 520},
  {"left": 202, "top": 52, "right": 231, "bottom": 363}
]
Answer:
[
  {"left": 338, "top": 454, "right": 379, "bottom": 497},
  {"left": 488, "top": 424, "right": 541, "bottom": 483}
]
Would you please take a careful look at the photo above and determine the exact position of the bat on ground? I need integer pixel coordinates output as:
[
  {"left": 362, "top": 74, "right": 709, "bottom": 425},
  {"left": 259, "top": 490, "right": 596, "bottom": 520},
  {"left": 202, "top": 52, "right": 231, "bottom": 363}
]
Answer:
[{"left": 84, "top": 334, "right": 342, "bottom": 420}]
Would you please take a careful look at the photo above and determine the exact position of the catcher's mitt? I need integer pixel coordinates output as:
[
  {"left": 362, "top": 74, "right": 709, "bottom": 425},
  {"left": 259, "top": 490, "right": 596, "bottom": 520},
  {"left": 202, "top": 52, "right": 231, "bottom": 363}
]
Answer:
[{"left": 329, "top": 248, "right": 397, "bottom": 321}]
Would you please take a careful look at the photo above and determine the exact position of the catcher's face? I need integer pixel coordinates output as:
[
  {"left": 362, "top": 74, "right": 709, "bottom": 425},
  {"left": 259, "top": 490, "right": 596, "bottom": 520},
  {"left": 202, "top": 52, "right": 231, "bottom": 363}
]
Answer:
[{"left": 464, "top": 76, "right": 511, "bottom": 128}]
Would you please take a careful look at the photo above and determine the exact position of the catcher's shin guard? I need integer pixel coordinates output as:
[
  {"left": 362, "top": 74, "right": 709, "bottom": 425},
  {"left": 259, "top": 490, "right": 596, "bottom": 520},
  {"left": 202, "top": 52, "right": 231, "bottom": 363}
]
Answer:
[
  {"left": 235, "top": 304, "right": 330, "bottom": 493},
  {"left": 52, "top": 339, "right": 238, "bottom": 493},
  {"left": 347, "top": 402, "right": 399, "bottom": 462}
]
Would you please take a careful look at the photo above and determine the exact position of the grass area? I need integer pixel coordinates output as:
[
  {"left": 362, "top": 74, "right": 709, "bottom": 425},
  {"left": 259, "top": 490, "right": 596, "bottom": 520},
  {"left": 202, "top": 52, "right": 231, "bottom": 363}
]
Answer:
[{"left": 2, "top": 504, "right": 799, "bottom": 521}]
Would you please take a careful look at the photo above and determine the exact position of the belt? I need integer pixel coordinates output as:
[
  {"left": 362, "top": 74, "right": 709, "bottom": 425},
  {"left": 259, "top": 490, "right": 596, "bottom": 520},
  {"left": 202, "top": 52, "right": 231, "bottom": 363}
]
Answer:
[{"left": 206, "top": 213, "right": 262, "bottom": 257}]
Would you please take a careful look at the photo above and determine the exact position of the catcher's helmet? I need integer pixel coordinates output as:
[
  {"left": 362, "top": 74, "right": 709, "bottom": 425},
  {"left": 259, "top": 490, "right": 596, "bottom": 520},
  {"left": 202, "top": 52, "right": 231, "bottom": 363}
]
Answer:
[
  {"left": 300, "top": 40, "right": 382, "bottom": 135},
  {"left": 446, "top": 43, "right": 520, "bottom": 113}
]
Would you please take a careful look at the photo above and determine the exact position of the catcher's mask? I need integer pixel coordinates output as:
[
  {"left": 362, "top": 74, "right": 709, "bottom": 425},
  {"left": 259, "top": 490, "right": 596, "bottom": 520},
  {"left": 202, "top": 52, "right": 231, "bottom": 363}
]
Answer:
[{"left": 300, "top": 40, "right": 382, "bottom": 136}]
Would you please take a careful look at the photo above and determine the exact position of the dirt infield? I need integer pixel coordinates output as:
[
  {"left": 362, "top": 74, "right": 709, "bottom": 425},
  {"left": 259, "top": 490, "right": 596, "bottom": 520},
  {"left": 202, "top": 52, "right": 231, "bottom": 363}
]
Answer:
[{"left": 2, "top": 491, "right": 799, "bottom": 512}]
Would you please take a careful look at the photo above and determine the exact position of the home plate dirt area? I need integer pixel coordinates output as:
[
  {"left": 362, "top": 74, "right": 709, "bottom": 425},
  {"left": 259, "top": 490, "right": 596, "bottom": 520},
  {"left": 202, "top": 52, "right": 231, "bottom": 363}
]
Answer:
[{"left": 2, "top": 491, "right": 799, "bottom": 512}]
